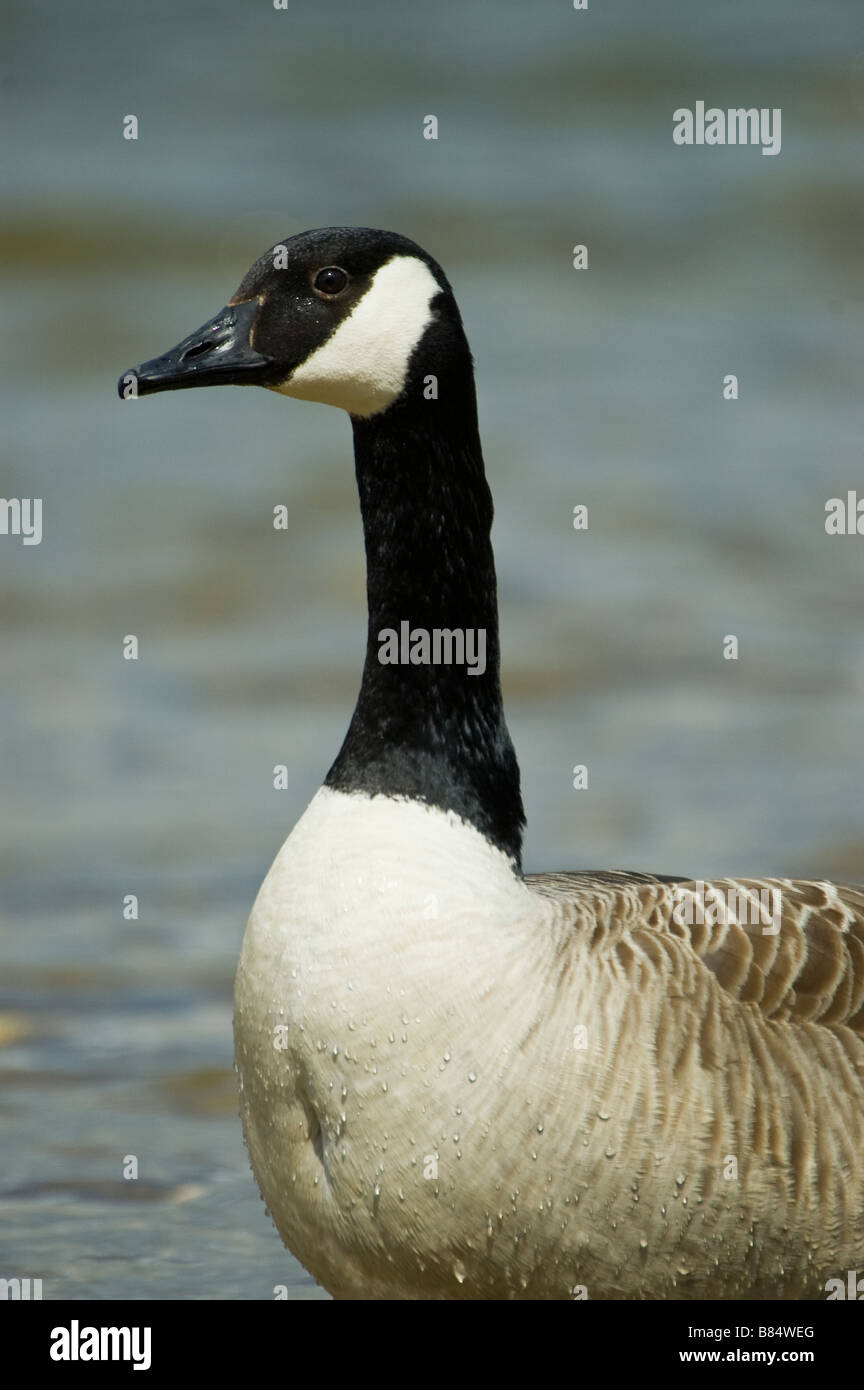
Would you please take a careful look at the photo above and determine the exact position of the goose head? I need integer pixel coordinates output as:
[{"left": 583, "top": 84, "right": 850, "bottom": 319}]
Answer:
[{"left": 119, "top": 226, "right": 466, "bottom": 420}]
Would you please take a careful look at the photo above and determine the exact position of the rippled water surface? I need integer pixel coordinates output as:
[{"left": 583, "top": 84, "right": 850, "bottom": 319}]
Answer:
[{"left": 2, "top": 0, "right": 862, "bottom": 1299}]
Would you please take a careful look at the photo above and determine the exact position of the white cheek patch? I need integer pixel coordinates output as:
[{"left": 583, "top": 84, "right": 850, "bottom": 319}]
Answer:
[{"left": 275, "top": 255, "right": 440, "bottom": 417}]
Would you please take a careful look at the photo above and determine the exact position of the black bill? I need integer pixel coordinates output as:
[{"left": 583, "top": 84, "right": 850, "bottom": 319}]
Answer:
[{"left": 117, "top": 298, "right": 275, "bottom": 399}]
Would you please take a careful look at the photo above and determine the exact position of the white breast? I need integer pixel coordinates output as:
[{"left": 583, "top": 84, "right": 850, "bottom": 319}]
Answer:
[{"left": 234, "top": 788, "right": 600, "bottom": 1297}]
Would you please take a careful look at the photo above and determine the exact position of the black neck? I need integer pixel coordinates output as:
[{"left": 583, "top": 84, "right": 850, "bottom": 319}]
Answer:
[{"left": 324, "top": 364, "right": 525, "bottom": 867}]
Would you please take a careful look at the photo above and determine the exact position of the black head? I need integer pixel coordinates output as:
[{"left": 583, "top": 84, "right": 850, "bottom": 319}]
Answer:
[{"left": 118, "top": 226, "right": 468, "bottom": 418}]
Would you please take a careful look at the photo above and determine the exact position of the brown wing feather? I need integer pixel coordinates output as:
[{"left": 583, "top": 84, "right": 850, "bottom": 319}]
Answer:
[{"left": 527, "top": 871, "right": 864, "bottom": 1035}]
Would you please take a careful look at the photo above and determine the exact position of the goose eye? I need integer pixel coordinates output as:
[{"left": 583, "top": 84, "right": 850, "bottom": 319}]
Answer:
[{"left": 314, "top": 266, "right": 349, "bottom": 296}]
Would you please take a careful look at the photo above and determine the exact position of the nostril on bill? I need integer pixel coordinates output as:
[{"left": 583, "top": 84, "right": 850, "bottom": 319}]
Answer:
[{"left": 181, "top": 340, "right": 215, "bottom": 362}]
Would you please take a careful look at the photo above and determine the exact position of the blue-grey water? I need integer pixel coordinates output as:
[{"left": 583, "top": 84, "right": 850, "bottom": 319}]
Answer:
[{"left": 1, "top": 0, "right": 862, "bottom": 1299}]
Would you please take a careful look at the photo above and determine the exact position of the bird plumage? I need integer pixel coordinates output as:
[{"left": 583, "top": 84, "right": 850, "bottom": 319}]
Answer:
[{"left": 121, "top": 226, "right": 864, "bottom": 1300}]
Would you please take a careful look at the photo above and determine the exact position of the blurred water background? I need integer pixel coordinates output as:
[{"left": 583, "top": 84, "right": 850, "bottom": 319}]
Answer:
[{"left": 1, "top": 0, "right": 862, "bottom": 1299}]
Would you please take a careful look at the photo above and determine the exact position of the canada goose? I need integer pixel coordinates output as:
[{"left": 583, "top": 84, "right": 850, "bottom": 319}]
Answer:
[{"left": 119, "top": 226, "right": 864, "bottom": 1301}]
